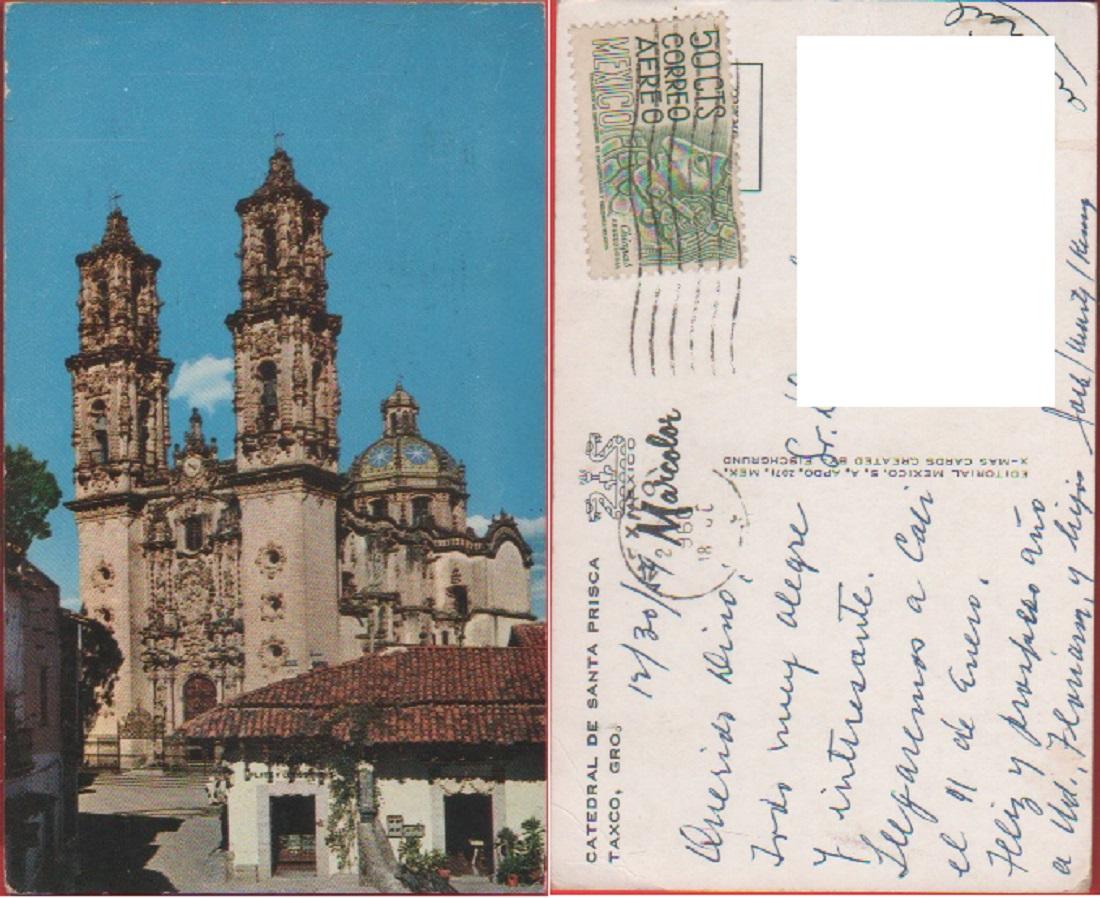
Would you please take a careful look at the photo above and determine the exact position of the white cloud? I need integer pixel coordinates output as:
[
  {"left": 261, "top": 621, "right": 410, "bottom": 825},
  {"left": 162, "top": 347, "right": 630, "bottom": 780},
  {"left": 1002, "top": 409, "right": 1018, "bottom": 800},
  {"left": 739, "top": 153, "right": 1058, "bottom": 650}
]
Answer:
[
  {"left": 467, "top": 514, "right": 545, "bottom": 539},
  {"left": 170, "top": 355, "right": 233, "bottom": 412},
  {"left": 516, "top": 516, "right": 546, "bottom": 539}
]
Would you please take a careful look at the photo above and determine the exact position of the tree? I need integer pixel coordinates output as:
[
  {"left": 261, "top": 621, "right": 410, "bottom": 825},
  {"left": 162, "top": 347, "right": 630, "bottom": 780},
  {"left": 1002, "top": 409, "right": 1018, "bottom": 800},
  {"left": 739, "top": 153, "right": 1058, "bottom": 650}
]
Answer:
[
  {"left": 78, "top": 616, "right": 124, "bottom": 734},
  {"left": 4, "top": 443, "right": 62, "bottom": 561}
]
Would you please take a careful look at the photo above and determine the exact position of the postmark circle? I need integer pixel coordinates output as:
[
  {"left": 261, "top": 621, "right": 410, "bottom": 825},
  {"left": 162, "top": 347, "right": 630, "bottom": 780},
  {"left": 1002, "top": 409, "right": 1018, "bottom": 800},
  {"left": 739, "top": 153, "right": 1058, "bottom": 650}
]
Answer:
[{"left": 618, "top": 468, "right": 749, "bottom": 600}]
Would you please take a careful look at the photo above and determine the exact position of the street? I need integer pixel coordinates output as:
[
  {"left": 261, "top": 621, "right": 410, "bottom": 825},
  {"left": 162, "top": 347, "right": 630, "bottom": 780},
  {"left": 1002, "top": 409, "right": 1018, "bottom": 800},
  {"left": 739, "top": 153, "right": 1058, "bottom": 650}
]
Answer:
[{"left": 75, "top": 769, "right": 540, "bottom": 894}]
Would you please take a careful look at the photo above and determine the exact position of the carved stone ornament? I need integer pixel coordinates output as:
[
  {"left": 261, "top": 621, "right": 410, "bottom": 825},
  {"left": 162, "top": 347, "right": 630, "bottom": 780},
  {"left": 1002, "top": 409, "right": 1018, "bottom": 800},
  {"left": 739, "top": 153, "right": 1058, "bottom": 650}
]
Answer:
[
  {"left": 260, "top": 592, "right": 285, "bottom": 622},
  {"left": 438, "top": 777, "right": 496, "bottom": 796},
  {"left": 259, "top": 636, "right": 289, "bottom": 671},
  {"left": 292, "top": 349, "right": 308, "bottom": 402},
  {"left": 251, "top": 326, "right": 280, "bottom": 357},
  {"left": 82, "top": 370, "right": 109, "bottom": 395},
  {"left": 256, "top": 542, "right": 286, "bottom": 579},
  {"left": 90, "top": 559, "right": 116, "bottom": 593},
  {"left": 119, "top": 706, "right": 157, "bottom": 739},
  {"left": 258, "top": 442, "right": 282, "bottom": 466}
]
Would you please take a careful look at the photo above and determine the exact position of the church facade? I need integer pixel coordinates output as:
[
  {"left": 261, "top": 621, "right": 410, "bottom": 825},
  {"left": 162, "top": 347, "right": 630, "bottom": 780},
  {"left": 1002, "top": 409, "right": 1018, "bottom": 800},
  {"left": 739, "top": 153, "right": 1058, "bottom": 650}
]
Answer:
[{"left": 66, "top": 150, "right": 535, "bottom": 766}]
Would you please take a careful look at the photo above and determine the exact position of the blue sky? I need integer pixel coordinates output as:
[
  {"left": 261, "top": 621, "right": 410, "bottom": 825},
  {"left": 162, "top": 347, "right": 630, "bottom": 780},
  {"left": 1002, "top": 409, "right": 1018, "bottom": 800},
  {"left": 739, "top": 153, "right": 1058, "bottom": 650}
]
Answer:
[{"left": 4, "top": 3, "right": 546, "bottom": 614}]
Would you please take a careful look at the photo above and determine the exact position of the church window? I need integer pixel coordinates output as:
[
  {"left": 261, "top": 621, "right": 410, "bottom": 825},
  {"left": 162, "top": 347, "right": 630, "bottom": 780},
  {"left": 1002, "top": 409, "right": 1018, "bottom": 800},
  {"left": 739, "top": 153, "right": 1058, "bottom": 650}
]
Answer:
[
  {"left": 412, "top": 496, "right": 431, "bottom": 527},
  {"left": 441, "top": 631, "right": 450, "bottom": 646},
  {"left": 389, "top": 412, "right": 398, "bottom": 432},
  {"left": 184, "top": 516, "right": 204, "bottom": 551},
  {"left": 449, "top": 585, "right": 469, "bottom": 618},
  {"left": 370, "top": 498, "right": 387, "bottom": 519},
  {"left": 90, "top": 400, "right": 109, "bottom": 465},
  {"left": 262, "top": 221, "right": 278, "bottom": 271},
  {"left": 258, "top": 361, "right": 278, "bottom": 427}
]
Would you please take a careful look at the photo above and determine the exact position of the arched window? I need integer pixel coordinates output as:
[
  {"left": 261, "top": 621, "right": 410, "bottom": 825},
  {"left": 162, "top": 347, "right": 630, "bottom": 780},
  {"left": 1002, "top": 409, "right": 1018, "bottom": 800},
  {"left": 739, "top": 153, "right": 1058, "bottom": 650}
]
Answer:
[
  {"left": 262, "top": 222, "right": 278, "bottom": 271},
  {"left": 258, "top": 361, "right": 278, "bottom": 428},
  {"left": 449, "top": 584, "right": 469, "bottom": 618},
  {"left": 90, "top": 400, "right": 109, "bottom": 465},
  {"left": 412, "top": 496, "right": 431, "bottom": 527},
  {"left": 184, "top": 516, "right": 204, "bottom": 551}
]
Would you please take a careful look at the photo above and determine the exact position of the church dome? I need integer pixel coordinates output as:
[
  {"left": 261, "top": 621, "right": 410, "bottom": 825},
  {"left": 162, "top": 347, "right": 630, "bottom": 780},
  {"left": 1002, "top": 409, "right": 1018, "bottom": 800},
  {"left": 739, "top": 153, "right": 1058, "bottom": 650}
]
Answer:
[
  {"left": 347, "top": 384, "right": 466, "bottom": 498},
  {"left": 349, "top": 434, "right": 463, "bottom": 484}
]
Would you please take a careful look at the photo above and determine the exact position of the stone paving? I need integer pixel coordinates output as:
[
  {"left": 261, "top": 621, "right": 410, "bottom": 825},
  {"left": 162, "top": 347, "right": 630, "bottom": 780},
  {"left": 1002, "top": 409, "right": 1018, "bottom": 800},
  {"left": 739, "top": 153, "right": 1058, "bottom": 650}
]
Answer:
[
  {"left": 75, "top": 769, "right": 544, "bottom": 895},
  {"left": 77, "top": 769, "right": 363, "bottom": 893},
  {"left": 77, "top": 769, "right": 230, "bottom": 893}
]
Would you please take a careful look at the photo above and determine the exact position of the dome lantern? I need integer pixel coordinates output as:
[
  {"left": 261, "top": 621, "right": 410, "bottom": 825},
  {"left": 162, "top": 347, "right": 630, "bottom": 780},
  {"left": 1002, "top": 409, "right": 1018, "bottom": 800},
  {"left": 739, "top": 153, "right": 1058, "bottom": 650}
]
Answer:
[{"left": 381, "top": 382, "right": 420, "bottom": 437}]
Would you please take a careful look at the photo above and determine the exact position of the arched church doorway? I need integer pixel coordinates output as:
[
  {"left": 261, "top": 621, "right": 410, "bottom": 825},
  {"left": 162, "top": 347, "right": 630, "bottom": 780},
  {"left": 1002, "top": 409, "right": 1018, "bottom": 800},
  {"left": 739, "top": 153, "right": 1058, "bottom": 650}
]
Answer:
[{"left": 182, "top": 673, "right": 217, "bottom": 721}]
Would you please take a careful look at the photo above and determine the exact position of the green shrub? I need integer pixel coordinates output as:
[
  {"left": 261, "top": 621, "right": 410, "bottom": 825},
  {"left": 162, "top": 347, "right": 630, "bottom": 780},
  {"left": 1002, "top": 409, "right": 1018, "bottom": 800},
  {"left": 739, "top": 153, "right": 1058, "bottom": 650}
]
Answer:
[{"left": 495, "top": 817, "right": 545, "bottom": 885}]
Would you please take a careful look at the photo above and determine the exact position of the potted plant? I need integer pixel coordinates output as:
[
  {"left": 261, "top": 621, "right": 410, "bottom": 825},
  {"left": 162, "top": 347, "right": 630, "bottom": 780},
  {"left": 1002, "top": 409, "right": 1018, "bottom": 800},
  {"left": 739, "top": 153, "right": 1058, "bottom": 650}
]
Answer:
[
  {"left": 519, "top": 817, "right": 545, "bottom": 883},
  {"left": 425, "top": 849, "right": 450, "bottom": 880},
  {"left": 495, "top": 818, "right": 545, "bottom": 885},
  {"left": 496, "top": 853, "right": 525, "bottom": 887}
]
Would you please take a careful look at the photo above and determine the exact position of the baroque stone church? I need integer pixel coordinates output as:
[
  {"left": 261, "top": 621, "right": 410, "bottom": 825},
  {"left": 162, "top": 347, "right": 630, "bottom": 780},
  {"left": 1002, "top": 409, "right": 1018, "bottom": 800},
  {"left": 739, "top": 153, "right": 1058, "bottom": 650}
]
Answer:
[{"left": 66, "top": 149, "right": 535, "bottom": 765}]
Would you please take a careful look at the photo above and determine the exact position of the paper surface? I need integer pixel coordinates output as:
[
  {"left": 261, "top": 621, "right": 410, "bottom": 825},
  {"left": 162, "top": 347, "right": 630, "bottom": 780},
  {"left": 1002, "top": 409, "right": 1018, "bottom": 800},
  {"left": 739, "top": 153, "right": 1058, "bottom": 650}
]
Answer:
[{"left": 551, "top": 0, "right": 1097, "bottom": 890}]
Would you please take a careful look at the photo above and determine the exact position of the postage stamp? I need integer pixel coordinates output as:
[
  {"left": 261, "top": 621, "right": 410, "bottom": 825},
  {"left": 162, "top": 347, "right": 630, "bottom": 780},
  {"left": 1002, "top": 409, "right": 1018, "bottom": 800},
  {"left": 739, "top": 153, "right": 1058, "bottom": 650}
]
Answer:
[{"left": 571, "top": 14, "right": 745, "bottom": 277}]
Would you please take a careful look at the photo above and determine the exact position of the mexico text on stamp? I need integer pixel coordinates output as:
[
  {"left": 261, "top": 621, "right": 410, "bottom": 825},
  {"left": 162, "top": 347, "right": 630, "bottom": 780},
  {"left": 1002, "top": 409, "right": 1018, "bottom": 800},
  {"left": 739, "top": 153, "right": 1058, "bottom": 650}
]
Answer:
[{"left": 571, "top": 14, "right": 744, "bottom": 277}]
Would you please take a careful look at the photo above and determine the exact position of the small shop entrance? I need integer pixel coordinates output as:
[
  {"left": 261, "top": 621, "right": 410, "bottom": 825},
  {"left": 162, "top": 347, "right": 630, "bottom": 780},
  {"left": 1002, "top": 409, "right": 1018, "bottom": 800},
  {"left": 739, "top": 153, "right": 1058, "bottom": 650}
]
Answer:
[
  {"left": 444, "top": 793, "right": 493, "bottom": 875},
  {"left": 270, "top": 795, "right": 317, "bottom": 875}
]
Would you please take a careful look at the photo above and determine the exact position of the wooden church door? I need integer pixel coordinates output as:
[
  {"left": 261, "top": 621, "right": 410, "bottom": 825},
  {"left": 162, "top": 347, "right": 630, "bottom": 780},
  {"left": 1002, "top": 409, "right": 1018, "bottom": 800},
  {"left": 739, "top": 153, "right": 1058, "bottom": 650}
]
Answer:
[{"left": 182, "top": 673, "right": 217, "bottom": 721}]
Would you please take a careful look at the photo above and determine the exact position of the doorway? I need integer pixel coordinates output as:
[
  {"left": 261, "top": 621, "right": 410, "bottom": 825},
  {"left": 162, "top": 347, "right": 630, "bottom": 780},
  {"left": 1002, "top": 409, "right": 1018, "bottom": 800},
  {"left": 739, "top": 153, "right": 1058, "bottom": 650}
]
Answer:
[
  {"left": 444, "top": 793, "right": 493, "bottom": 875},
  {"left": 270, "top": 795, "right": 317, "bottom": 875},
  {"left": 182, "top": 674, "right": 217, "bottom": 721}
]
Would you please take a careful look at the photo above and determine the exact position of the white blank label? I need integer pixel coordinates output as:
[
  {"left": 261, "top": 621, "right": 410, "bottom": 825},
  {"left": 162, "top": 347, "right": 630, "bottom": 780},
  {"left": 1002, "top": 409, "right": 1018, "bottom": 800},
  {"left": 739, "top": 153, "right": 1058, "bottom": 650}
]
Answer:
[{"left": 797, "top": 36, "right": 1054, "bottom": 407}]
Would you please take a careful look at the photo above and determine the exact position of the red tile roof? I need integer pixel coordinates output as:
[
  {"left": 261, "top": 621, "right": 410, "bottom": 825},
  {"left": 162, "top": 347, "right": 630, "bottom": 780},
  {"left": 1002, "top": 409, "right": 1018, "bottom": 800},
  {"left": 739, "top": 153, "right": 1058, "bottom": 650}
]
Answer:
[
  {"left": 179, "top": 643, "right": 545, "bottom": 747},
  {"left": 508, "top": 623, "right": 546, "bottom": 650}
]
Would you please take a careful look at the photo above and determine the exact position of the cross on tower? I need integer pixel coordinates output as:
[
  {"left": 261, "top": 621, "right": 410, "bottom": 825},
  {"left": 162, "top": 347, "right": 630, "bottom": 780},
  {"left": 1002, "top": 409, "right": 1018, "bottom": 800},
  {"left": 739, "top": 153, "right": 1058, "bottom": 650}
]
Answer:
[
  {"left": 108, "top": 191, "right": 123, "bottom": 212},
  {"left": 274, "top": 130, "right": 285, "bottom": 151}
]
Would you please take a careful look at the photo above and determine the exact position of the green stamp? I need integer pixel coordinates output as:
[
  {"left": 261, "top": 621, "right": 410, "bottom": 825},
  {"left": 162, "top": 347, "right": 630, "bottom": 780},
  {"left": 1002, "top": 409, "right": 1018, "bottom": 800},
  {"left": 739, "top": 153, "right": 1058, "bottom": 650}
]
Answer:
[{"left": 573, "top": 15, "right": 744, "bottom": 277}]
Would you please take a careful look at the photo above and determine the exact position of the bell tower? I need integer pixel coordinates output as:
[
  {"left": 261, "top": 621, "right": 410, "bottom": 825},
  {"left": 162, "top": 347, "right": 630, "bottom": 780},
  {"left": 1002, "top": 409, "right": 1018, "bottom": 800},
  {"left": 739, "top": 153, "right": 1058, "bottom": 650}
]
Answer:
[
  {"left": 227, "top": 148, "right": 341, "bottom": 472},
  {"left": 66, "top": 208, "right": 173, "bottom": 498},
  {"left": 65, "top": 207, "right": 173, "bottom": 753},
  {"left": 227, "top": 149, "right": 342, "bottom": 688}
]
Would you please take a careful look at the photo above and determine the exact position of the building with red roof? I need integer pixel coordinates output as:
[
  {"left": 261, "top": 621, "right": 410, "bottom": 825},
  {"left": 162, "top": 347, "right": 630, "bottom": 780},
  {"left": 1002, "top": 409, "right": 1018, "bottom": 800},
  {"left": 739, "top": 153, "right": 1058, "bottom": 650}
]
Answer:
[{"left": 179, "top": 629, "right": 545, "bottom": 884}]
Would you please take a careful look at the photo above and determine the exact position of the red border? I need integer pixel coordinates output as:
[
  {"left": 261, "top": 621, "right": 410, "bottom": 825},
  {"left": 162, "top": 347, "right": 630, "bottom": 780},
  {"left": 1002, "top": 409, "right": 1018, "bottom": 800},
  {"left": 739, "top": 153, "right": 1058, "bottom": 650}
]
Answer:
[{"left": 1, "top": 1, "right": 1098, "bottom": 896}]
